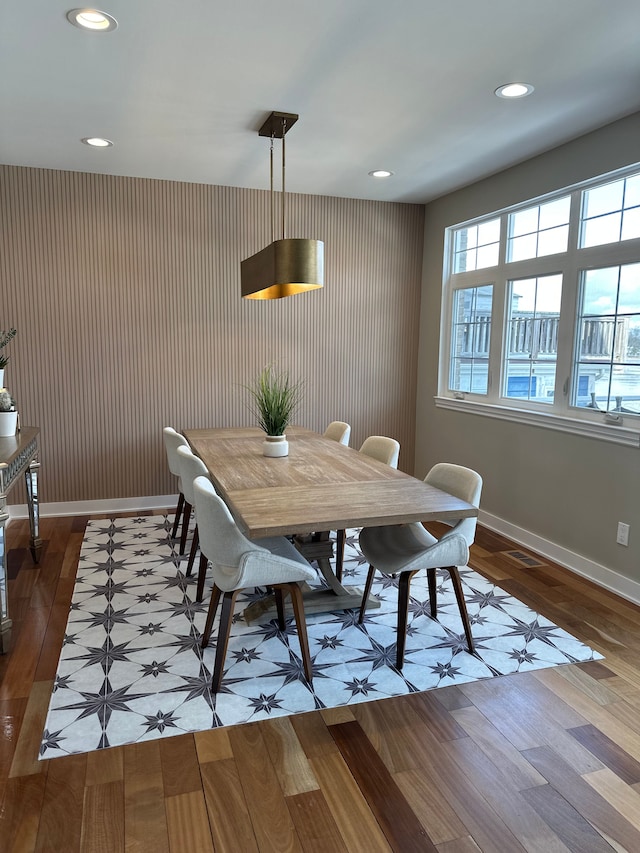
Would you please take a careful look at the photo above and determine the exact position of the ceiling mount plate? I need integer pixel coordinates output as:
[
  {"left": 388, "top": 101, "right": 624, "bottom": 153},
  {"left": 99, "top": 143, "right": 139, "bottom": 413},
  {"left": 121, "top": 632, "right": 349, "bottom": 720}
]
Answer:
[{"left": 258, "top": 111, "right": 299, "bottom": 138}]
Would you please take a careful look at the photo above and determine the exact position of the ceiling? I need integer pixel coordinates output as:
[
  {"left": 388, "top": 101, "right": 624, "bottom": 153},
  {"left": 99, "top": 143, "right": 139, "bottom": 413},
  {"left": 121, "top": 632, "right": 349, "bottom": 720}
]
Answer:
[{"left": 2, "top": 1, "right": 640, "bottom": 204}]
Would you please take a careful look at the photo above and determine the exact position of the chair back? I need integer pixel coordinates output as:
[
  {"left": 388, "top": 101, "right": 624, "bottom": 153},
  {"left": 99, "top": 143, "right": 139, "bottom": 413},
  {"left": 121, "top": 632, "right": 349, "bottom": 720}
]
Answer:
[
  {"left": 323, "top": 421, "right": 351, "bottom": 445},
  {"left": 163, "top": 427, "right": 189, "bottom": 477},
  {"left": 194, "top": 476, "right": 315, "bottom": 595},
  {"left": 176, "top": 445, "right": 210, "bottom": 505},
  {"left": 359, "top": 435, "right": 400, "bottom": 469},
  {"left": 425, "top": 463, "right": 482, "bottom": 545},
  {"left": 193, "top": 476, "right": 267, "bottom": 588}
]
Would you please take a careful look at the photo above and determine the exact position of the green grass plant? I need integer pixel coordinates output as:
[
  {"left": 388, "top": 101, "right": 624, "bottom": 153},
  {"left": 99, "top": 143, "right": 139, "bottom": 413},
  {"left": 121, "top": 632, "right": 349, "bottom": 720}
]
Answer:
[{"left": 246, "top": 365, "right": 303, "bottom": 436}]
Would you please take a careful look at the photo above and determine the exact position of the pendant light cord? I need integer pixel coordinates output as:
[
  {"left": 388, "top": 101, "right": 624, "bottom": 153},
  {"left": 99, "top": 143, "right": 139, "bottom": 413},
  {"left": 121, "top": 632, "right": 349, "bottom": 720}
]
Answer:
[
  {"left": 267, "top": 115, "right": 292, "bottom": 244},
  {"left": 270, "top": 134, "right": 275, "bottom": 244},
  {"left": 281, "top": 116, "right": 286, "bottom": 240}
]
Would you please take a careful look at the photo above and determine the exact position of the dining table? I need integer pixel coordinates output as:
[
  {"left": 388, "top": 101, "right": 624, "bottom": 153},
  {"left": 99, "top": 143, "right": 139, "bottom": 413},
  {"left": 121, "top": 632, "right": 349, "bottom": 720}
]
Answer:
[{"left": 183, "top": 426, "right": 477, "bottom": 620}]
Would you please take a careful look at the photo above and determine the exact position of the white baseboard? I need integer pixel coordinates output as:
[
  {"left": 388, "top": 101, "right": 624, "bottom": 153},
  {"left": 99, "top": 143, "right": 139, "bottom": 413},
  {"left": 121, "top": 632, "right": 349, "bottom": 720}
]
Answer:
[
  {"left": 7, "top": 495, "right": 176, "bottom": 520},
  {"left": 6, "top": 497, "right": 639, "bottom": 607},
  {"left": 479, "top": 509, "right": 640, "bottom": 607}
]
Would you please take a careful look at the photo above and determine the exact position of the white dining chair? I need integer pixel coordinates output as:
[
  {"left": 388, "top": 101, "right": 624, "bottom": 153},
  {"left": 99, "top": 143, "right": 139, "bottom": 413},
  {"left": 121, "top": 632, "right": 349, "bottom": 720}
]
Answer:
[
  {"left": 323, "top": 421, "right": 351, "bottom": 446},
  {"left": 193, "top": 476, "right": 316, "bottom": 692},
  {"left": 357, "top": 462, "right": 482, "bottom": 668},
  {"left": 175, "top": 445, "right": 212, "bottom": 600},
  {"left": 163, "top": 427, "right": 190, "bottom": 548},
  {"left": 335, "top": 434, "right": 400, "bottom": 580}
]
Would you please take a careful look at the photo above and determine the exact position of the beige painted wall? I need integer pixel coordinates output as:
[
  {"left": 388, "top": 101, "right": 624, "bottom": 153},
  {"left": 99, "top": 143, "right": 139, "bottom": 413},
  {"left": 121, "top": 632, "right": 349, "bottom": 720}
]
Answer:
[
  {"left": 417, "top": 112, "right": 640, "bottom": 582},
  {"left": 0, "top": 166, "right": 424, "bottom": 504}
]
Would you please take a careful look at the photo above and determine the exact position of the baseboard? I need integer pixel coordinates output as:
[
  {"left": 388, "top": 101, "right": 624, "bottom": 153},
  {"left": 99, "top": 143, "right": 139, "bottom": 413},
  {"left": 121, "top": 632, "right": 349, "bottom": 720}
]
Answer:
[
  {"left": 479, "top": 509, "right": 640, "bottom": 607},
  {"left": 7, "top": 497, "right": 639, "bottom": 607},
  {"left": 7, "top": 495, "right": 176, "bottom": 521}
]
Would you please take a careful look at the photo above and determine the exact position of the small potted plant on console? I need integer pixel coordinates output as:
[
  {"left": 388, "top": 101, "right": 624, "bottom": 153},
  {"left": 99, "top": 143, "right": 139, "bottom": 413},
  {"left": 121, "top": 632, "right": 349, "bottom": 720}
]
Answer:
[{"left": 0, "top": 387, "right": 18, "bottom": 437}]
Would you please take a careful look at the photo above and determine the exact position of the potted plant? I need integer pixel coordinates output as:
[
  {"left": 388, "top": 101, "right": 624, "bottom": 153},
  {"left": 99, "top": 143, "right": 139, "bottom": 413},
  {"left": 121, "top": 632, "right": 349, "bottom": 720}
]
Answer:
[
  {"left": 246, "top": 364, "right": 303, "bottom": 457},
  {"left": 0, "top": 387, "right": 18, "bottom": 437},
  {"left": 0, "top": 327, "right": 17, "bottom": 387}
]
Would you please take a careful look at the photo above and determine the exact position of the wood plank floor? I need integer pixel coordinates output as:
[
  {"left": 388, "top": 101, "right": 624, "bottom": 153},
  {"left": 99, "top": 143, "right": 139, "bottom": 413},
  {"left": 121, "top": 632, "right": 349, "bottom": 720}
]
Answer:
[{"left": 2, "top": 514, "right": 640, "bottom": 852}]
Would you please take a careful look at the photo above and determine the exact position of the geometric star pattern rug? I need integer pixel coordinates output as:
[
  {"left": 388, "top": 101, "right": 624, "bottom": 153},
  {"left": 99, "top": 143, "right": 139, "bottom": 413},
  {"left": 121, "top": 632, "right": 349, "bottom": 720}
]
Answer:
[{"left": 40, "top": 515, "right": 602, "bottom": 759}]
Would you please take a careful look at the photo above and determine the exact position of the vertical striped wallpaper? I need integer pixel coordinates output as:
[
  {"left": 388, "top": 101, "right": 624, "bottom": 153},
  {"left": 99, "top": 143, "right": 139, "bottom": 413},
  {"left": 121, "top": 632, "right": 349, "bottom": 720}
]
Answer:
[{"left": 0, "top": 165, "right": 424, "bottom": 504}]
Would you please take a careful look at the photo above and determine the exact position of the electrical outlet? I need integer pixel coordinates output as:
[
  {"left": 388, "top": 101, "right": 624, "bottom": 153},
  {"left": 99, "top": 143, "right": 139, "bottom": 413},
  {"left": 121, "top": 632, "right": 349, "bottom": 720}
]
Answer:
[{"left": 616, "top": 522, "right": 630, "bottom": 547}]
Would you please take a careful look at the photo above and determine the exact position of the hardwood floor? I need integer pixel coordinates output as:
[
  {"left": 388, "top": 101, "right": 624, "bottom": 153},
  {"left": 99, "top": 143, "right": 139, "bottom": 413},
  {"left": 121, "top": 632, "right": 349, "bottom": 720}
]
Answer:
[{"left": 2, "top": 514, "right": 640, "bottom": 852}]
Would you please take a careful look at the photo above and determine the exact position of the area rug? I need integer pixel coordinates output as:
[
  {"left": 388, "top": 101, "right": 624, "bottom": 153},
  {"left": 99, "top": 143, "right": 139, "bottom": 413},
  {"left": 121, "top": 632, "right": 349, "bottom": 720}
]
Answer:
[{"left": 40, "top": 515, "right": 602, "bottom": 758}]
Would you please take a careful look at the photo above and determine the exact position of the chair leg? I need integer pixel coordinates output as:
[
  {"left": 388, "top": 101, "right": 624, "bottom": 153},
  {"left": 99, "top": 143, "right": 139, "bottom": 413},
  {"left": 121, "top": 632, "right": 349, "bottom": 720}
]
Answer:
[
  {"left": 335, "top": 529, "right": 346, "bottom": 581},
  {"left": 396, "top": 570, "right": 418, "bottom": 669},
  {"left": 358, "top": 565, "right": 376, "bottom": 623},
  {"left": 179, "top": 501, "right": 192, "bottom": 555},
  {"left": 282, "top": 582, "right": 313, "bottom": 684},
  {"left": 196, "top": 551, "right": 208, "bottom": 603},
  {"left": 201, "top": 583, "right": 222, "bottom": 648},
  {"left": 274, "top": 588, "right": 287, "bottom": 630},
  {"left": 186, "top": 526, "right": 199, "bottom": 577},
  {"left": 212, "top": 590, "right": 241, "bottom": 692},
  {"left": 427, "top": 568, "right": 437, "bottom": 618},
  {"left": 171, "top": 492, "right": 184, "bottom": 539},
  {"left": 447, "top": 566, "right": 474, "bottom": 654}
]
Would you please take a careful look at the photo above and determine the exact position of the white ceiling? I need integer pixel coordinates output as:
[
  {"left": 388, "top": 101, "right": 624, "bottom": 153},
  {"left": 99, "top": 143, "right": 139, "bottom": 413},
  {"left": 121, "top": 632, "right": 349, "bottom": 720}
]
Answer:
[{"left": 2, "top": 0, "right": 640, "bottom": 204}]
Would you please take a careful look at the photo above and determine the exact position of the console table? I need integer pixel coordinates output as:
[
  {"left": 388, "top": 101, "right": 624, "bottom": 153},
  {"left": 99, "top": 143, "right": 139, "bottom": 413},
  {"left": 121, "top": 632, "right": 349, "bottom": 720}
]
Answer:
[{"left": 0, "top": 427, "right": 42, "bottom": 654}]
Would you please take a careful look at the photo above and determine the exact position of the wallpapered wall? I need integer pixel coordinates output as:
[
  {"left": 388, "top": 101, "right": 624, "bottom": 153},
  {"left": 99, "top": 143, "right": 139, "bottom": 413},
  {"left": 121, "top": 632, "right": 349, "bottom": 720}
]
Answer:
[{"left": 0, "top": 165, "right": 424, "bottom": 505}]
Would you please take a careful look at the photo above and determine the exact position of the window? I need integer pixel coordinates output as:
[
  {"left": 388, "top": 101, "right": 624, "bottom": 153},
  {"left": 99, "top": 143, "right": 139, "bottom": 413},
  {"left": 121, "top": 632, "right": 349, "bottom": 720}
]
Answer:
[
  {"left": 450, "top": 285, "right": 493, "bottom": 394},
  {"left": 504, "top": 275, "right": 562, "bottom": 404},
  {"left": 580, "top": 174, "right": 640, "bottom": 248},
  {"left": 508, "top": 197, "right": 570, "bottom": 261},
  {"left": 574, "top": 263, "right": 640, "bottom": 414},
  {"left": 453, "top": 218, "right": 500, "bottom": 272},
  {"left": 440, "top": 164, "right": 640, "bottom": 445}
]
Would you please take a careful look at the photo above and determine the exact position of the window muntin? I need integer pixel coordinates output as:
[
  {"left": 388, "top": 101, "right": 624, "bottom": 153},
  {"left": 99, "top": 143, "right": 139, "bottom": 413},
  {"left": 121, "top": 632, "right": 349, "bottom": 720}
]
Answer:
[
  {"left": 449, "top": 285, "right": 493, "bottom": 394},
  {"left": 503, "top": 274, "right": 562, "bottom": 404},
  {"left": 507, "top": 197, "right": 570, "bottom": 262},
  {"left": 453, "top": 219, "right": 500, "bottom": 272},
  {"left": 573, "top": 263, "right": 640, "bottom": 414},
  {"left": 580, "top": 173, "right": 640, "bottom": 248}
]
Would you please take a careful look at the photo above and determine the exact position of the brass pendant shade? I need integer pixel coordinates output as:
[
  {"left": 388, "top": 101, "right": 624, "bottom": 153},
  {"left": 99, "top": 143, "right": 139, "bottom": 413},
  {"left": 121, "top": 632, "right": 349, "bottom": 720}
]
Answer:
[
  {"left": 241, "top": 238, "right": 324, "bottom": 299},
  {"left": 241, "top": 111, "right": 325, "bottom": 300}
]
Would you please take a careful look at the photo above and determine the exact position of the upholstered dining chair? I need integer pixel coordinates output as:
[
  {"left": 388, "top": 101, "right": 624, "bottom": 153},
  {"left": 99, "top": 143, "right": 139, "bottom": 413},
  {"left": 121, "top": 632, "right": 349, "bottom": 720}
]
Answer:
[
  {"left": 335, "top": 434, "right": 400, "bottom": 581},
  {"left": 357, "top": 462, "right": 483, "bottom": 669},
  {"left": 163, "top": 427, "right": 190, "bottom": 548},
  {"left": 193, "top": 476, "right": 315, "bottom": 692},
  {"left": 175, "top": 444, "right": 213, "bottom": 601},
  {"left": 323, "top": 421, "right": 351, "bottom": 446}
]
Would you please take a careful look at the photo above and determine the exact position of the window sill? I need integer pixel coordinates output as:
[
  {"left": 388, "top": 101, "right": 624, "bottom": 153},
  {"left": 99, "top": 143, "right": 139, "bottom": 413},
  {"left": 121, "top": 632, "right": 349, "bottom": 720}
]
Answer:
[{"left": 434, "top": 396, "right": 640, "bottom": 448}]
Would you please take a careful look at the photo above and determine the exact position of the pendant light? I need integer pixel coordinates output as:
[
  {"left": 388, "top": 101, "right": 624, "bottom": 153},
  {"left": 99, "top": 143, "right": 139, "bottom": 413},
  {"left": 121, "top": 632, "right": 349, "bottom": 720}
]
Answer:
[{"left": 241, "top": 111, "right": 324, "bottom": 300}]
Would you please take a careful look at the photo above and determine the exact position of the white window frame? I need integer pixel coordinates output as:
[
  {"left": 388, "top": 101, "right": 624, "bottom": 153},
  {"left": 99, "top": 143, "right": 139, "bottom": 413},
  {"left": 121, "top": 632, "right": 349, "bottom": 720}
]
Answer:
[{"left": 436, "top": 163, "right": 640, "bottom": 448}]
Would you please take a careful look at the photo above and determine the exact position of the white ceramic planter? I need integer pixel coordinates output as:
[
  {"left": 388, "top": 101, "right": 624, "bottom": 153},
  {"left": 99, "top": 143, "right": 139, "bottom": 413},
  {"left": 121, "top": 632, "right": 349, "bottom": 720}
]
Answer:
[
  {"left": 0, "top": 410, "right": 18, "bottom": 437},
  {"left": 263, "top": 434, "right": 289, "bottom": 457}
]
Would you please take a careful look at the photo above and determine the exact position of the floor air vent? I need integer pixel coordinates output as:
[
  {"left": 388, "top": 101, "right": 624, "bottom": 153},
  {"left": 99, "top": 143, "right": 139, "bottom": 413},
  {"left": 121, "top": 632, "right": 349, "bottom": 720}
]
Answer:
[{"left": 503, "top": 550, "right": 546, "bottom": 568}]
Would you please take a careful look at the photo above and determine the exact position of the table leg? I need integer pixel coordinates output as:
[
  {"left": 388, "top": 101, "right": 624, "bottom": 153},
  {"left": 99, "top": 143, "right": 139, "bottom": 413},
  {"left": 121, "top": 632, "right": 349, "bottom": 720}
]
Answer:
[
  {"left": 0, "top": 503, "right": 11, "bottom": 654},
  {"left": 242, "top": 531, "right": 380, "bottom": 624},
  {"left": 25, "top": 461, "right": 42, "bottom": 563},
  {"left": 293, "top": 532, "right": 344, "bottom": 594}
]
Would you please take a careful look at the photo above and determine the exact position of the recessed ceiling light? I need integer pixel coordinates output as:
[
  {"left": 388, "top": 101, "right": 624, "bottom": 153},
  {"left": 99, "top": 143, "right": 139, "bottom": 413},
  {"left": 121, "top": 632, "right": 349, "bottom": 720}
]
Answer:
[
  {"left": 66, "top": 9, "right": 118, "bottom": 31},
  {"left": 368, "top": 170, "right": 394, "bottom": 178},
  {"left": 81, "top": 137, "right": 113, "bottom": 147},
  {"left": 495, "top": 82, "right": 534, "bottom": 99}
]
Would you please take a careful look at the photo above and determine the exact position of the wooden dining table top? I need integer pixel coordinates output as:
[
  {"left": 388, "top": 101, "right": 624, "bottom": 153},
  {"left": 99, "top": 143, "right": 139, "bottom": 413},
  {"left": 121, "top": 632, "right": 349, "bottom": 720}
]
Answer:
[{"left": 183, "top": 426, "right": 477, "bottom": 539}]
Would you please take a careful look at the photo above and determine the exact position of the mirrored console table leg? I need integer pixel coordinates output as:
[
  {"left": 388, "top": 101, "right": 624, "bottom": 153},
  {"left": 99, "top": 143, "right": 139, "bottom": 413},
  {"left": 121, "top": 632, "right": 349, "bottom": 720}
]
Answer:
[
  {"left": 0, "top": 504, "right": 11, "bottom": 654},
  {"left": 0, "top": 428, "right": 42, "bottom": 653},
  {"left": 25, "top": 461, "right": 42, "bottom": 563}
]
